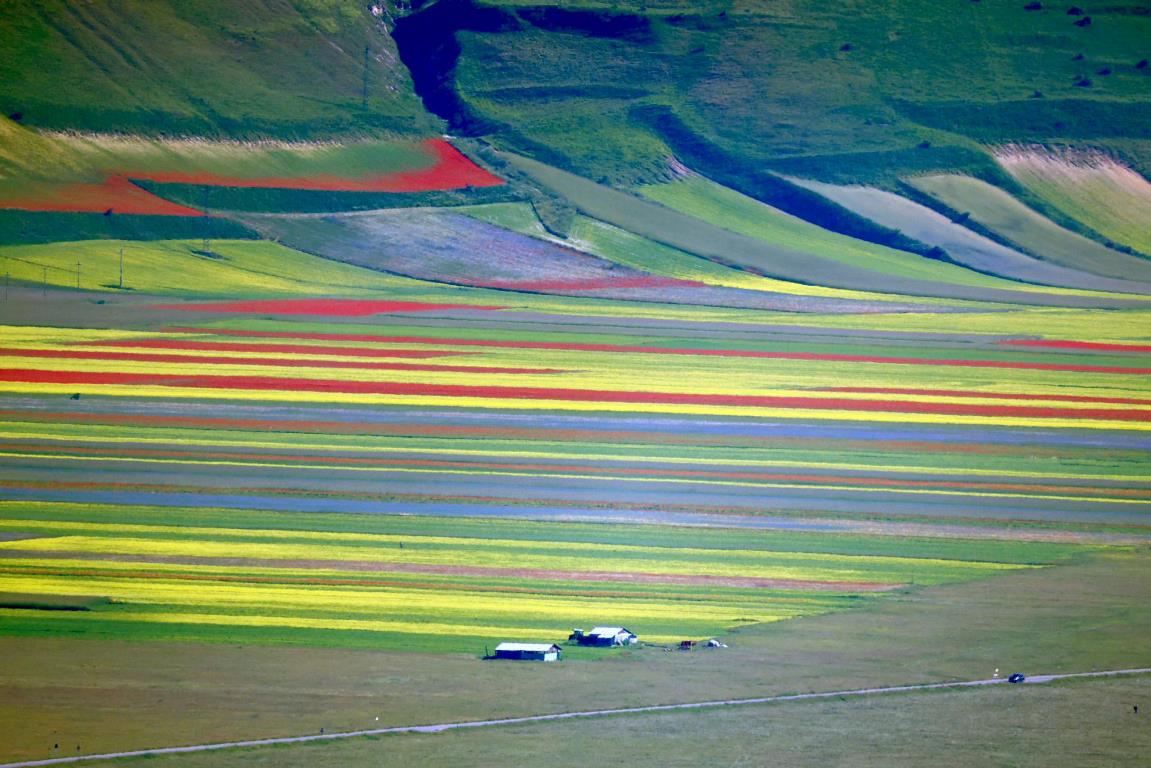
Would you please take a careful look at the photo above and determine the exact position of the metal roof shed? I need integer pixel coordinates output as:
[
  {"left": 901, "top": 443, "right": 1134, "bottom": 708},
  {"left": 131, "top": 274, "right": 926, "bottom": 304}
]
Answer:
[
  {"left": 494, "top": 643, "right": 563, "bottom": 661},
  {"left": 585, "top": 627, "right": 638, "bottom": 646}
]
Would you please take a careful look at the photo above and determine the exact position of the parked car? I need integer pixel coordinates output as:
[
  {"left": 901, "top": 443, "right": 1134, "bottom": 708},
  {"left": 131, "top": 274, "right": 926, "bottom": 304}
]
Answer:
[{"left": 1008, "top": 673, "right": 1026, "bottom": 683}]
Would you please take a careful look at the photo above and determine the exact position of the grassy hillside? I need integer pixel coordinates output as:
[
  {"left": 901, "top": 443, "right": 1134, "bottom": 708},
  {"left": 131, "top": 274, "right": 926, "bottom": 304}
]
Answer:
[
  {"left": 0, "top": 0, "right": 433, "bottom": 138},
  {"left": 391, "top": 0, "right": 1151, "bottom": 186}
]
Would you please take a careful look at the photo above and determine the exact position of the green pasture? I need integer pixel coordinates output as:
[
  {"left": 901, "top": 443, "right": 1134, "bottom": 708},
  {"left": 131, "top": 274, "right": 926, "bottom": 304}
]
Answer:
[
  {"left": 0, "top": 0, "right": 430, "bottom": 138},
  {"left": 0, "top": 239, "right": 421, "bottom": 295},
  {"left": 0, "top": 209, "right": 256, "bottom": 246},
  {"left": 148, "top": 182, "right": 519, "bottom": 214},
  {"left": 464, "top": 201, "right": 930, "bottom": 304},
  {"left": 64, "top": 676, "right": 1151, "bottom": 768},
  {"left": 0, "top": 503, "right": 1097, "bottom": 565},
  {"left": 449, "top": 0, "right": 1151, "bottom": 184},
  {"left": 501, "top": 153, "right": 1148, "bottom": 308},
  {"left": 56, "top": 134, "right": 430, "bottom": 181}
]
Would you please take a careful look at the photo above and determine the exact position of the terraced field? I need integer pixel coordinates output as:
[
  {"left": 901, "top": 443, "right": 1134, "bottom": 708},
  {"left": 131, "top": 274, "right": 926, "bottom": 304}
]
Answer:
[
  {"left": 788, "top": 177, "right": 1151, "bottom": 297},
  {"left": 907, "top": 174, "right": 1151, "bottom": 283},
  {"left": 996, "top": 146, "right": 1151, "bottom": 256}
]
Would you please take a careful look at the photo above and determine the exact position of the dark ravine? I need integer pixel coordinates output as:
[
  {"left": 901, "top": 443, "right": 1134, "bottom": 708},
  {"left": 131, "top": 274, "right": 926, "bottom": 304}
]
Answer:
[
  {"left": 391, "top": 0, "right": 516, "bottom": 135},
  {"left": 391, "top": 1, "right": 657, "bottom": 136},
  {"left": 630, "top": 104, "right": 947, "bottom": 259}
]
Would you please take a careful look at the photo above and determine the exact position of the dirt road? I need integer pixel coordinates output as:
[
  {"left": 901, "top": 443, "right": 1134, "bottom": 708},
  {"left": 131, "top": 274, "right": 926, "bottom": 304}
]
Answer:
[{"left": 4, "top": 667, "right": 1148, "bottom": 767}]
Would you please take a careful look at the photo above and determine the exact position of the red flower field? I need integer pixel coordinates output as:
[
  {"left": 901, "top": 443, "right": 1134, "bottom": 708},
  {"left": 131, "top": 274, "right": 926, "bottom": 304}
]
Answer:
[
  {"left": 125, "top": 139, "right": 504, "bottom": 192},
  {"left": 0, "top": 175, "right": 205, "bottom": 216},
  {"left": 2, "top": 367, "right": 1148, "bottom": 421}
]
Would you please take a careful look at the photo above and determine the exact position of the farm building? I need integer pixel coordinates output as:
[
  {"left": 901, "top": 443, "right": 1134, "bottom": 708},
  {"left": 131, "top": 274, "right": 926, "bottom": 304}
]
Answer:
[
  {"left": 493, "top": 642, "right": 563, "bottom": 661},
  {"left": 569, "top": 627, "right": 638, "bottom": 647}
]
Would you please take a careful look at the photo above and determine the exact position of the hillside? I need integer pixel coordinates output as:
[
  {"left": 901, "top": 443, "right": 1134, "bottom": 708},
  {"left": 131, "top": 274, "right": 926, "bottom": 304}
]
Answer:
[
  {"left": 389, "top": 0, "right": 1151, "bottom": 186},
  {"left": 0, "top": 0, "right": 433, "bottom": 138}
]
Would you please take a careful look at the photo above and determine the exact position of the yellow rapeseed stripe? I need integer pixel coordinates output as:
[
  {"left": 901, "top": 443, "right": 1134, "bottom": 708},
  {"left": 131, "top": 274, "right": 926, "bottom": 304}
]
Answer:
[
  {"left": 0, "top": 533, "right": 1027, "bottom": 583},
  {"left": 0, "top": 381, "right": 1144, "bottom": 430},
  {"left": 0, "top": 574, "right": 803, "bottom": 623}
]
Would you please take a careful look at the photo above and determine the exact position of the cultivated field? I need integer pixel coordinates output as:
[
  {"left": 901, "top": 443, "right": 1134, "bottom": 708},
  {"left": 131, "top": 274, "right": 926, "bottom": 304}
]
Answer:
[{"left": 2, "top": 45, "right": 1151, "bottom": 762}]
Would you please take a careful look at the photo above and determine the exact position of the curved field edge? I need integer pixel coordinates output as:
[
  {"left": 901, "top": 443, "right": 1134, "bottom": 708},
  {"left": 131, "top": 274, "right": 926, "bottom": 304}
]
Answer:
[
  {"left": 995, "top": 146, "right": 1151, "bottom": 256},
  {"left": 785, "top": 176, "right": 1151, "bottom": 299},
  {"left": 906, "top": 174, "right": 1151, "bottom": 283},
  {"left": 499, "top": 152, "right": 1151, "bottom": 309},
  {"left": 461, "top": 202, "right": 957, "bottom": 306}
]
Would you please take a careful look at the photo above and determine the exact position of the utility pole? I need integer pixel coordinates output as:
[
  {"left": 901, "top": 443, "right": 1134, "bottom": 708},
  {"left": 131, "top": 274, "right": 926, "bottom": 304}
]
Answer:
[
  {"left": 76, "top": 261, "right": 81, "bottom": 290},
  {"left": 362, "top": 45, "right": 371, "bottom": 109},
  {"left": 119, "top": 247, "right": 124, "bottom": 289},
  {"left": 42, "top": 265, "right": 47, "bottom": 298},
  {"left": 201, "top": 188, "right": 212, "bottom": 256}
]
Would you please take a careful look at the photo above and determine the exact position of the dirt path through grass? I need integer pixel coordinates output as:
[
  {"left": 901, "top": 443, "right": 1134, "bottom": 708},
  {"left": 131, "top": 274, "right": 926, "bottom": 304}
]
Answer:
[{"left": 4, "top": 667, "right": 1148, "bottom": 768}]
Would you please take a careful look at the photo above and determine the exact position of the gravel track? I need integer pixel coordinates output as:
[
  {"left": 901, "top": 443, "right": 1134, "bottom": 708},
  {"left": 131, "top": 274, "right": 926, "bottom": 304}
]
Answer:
[{"left": 3, "top": 667, "right": 1148, "bottom": 767}]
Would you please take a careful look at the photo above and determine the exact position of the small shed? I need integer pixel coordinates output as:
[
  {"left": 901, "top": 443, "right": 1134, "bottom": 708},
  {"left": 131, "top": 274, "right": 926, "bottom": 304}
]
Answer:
[
  {"left": 571, "top": 627, "right": 638, "bottom": 647},
  {"left": 494, "top": 642, "right": 562, "bottom": 661}
]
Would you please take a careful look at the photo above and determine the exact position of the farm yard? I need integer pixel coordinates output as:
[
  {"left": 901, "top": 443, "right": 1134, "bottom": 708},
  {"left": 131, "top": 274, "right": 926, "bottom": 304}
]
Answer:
[{"left": 1, "top": 0, "right": 1151, "bottom": 763}]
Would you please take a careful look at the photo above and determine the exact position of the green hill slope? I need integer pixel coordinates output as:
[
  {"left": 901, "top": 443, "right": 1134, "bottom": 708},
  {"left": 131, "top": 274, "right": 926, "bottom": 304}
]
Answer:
[
  {"left": 390, "top": 0, "right": 1151, "bottom": 186},
  {"left": 0, "top": 0, "right": 433, "bottom": 138}
]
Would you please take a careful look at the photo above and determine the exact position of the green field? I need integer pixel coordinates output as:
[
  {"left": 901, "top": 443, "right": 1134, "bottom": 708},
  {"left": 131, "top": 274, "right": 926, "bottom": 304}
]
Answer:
[
  {"left": 639, "top": 175, "right": 1041, "bottom": 289},
  {"left": 0, "top": 0, "right": 430, "bottom": 138},
  {"left": 907, "top": 174, "right": 1151, "bottom": 283},
  {"left": 447, "top": 0, "right": 1151, "bottom": 184},
  {"left": 0, "top": 239, "right": 421, "bottom": 295},
  {"left": 58, "top": 676, "right": 1151, "bottom": 768},
  {"left": 996, "top": 147, "right": 1151, "bottom": 256}
]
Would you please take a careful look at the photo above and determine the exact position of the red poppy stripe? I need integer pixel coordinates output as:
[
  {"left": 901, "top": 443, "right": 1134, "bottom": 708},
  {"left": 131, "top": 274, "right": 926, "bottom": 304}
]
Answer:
[
  {"left": 0, "top": 368, "right": 1147, "bottom": 421},
  {"left": 165, "top": 328, "right": 1151, "bottom": 375}
]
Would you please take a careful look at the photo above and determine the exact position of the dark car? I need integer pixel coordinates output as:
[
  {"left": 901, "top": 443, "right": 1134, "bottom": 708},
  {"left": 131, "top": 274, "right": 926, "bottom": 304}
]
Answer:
[{"left": 1008, "top": 673, "right": 1026, "bottom": 683}]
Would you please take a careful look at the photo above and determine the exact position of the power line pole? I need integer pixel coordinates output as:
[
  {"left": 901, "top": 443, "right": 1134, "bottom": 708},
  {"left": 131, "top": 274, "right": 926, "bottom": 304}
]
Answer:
[
  {"left": 42, "top": 265, "right": 47, "bottom": 298},
  {"left": 119, "top": 247, "right": 124, "bottom": 289},
  {"left": 362, "top": 45, "right": 371, "bottom": 109},
  {"left": 76, "top": 261, "right": 81, "bottom": 290}
]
